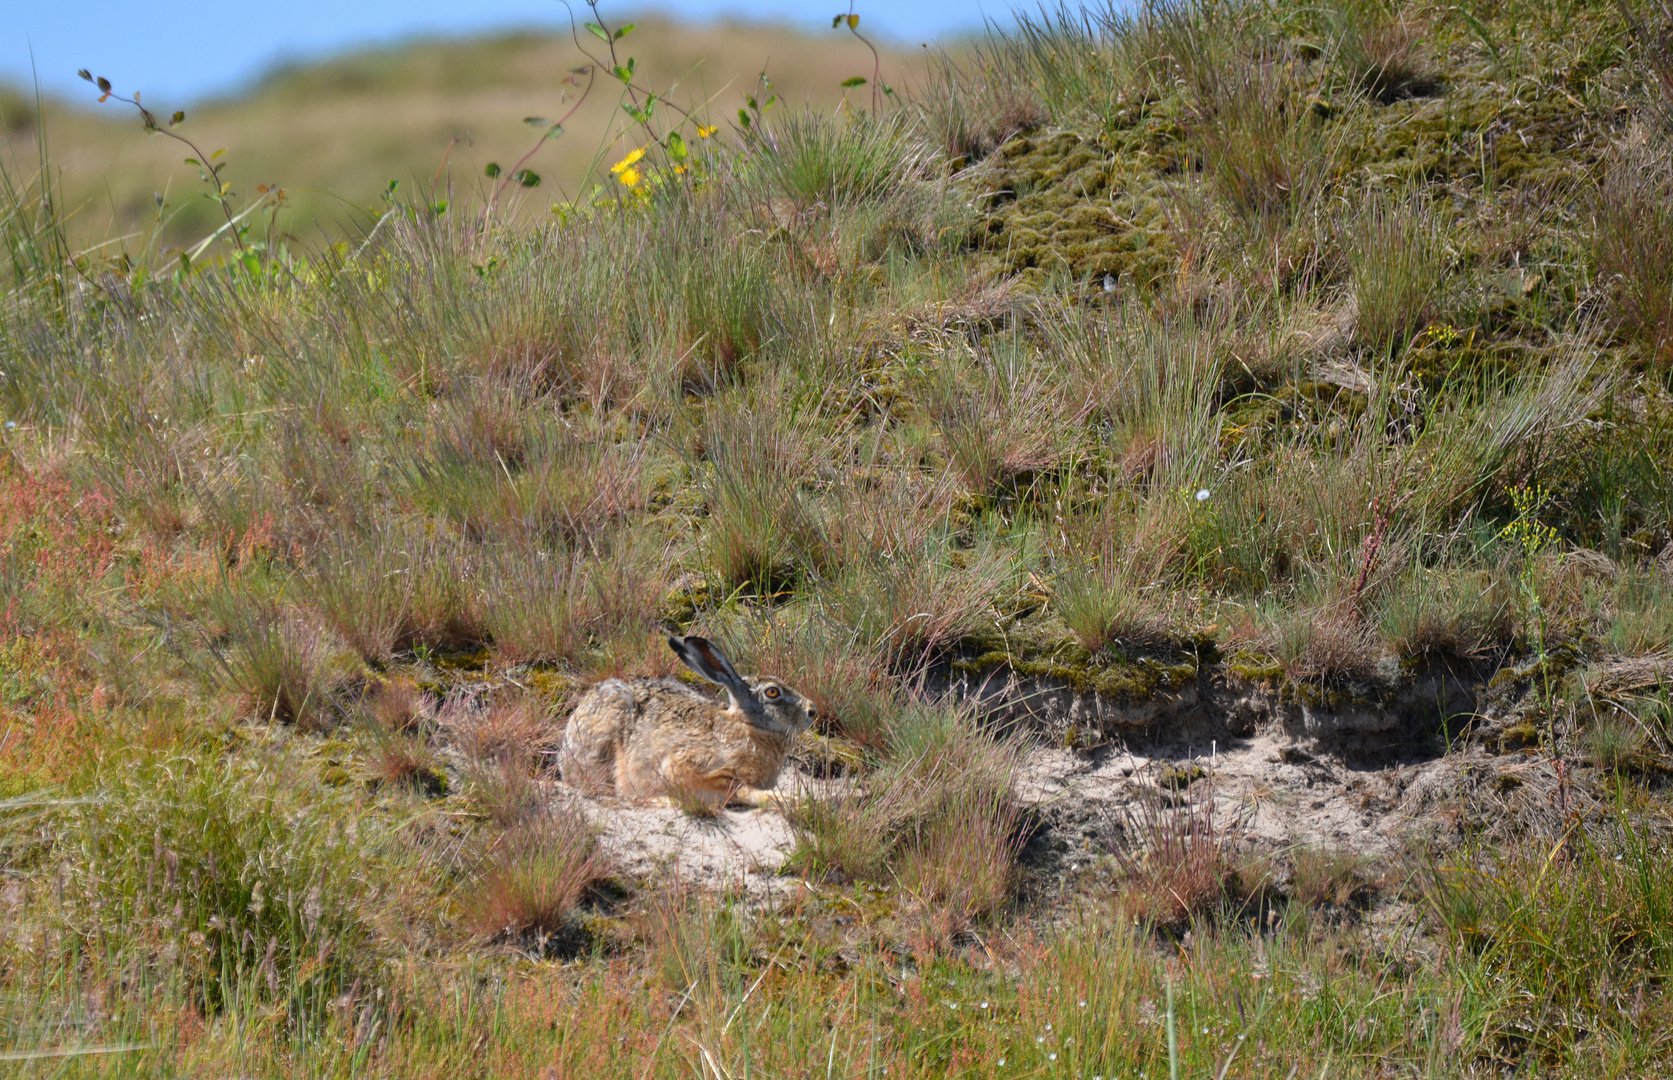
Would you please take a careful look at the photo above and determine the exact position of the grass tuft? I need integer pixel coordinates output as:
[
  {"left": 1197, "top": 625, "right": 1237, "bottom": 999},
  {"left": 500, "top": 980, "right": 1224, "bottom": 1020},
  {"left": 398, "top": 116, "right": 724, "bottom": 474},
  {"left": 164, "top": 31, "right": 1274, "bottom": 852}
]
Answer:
[
  {"left": 1425, "top": 810, "right": 1673, "bottom": 1058},
  {"left": 1325, "top": 0, "right": 1436, "bottom": 104},
  {"left": 787, "top": 702, "right": 1023, "bottom": 927},
  {"left": 1593, "top": 141, "right": 1673, "bottom": 366},
  {"left": 210, "top": 599, "right": 347, "bottom": 730},
  {"left": 466, "top": 804, "right": 604, "bottom": 937},
  {"left": 1290, "top": 844, "right": 1377, "bottom": 907},
  {"left": 1110, "top": 777, "right": 1234, "bottom": 929},
  {"left": 1346, "top": 188, "right": 1452, "bottom": 351}
]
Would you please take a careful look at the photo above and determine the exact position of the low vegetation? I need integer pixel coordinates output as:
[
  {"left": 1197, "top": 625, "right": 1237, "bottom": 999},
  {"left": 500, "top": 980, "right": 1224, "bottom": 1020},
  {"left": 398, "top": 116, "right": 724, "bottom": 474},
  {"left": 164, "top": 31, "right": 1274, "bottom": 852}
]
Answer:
[{"left": 2, "top": 0, "right": 1673, "bottom": 1073}]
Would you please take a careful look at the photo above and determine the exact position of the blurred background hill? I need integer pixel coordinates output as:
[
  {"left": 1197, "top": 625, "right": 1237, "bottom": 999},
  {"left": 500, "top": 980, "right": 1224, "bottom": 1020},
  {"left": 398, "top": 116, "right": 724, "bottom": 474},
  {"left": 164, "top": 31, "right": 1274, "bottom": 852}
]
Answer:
[{"left": 0, "top": 15, "right": 945, "bottom": 249}]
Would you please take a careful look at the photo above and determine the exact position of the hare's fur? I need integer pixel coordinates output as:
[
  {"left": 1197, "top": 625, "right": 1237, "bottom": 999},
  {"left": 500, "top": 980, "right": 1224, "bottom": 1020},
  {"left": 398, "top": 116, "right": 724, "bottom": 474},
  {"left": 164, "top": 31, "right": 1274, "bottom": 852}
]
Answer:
[{"left": 558, "top": 636, "right": 813, "bottom": 808}]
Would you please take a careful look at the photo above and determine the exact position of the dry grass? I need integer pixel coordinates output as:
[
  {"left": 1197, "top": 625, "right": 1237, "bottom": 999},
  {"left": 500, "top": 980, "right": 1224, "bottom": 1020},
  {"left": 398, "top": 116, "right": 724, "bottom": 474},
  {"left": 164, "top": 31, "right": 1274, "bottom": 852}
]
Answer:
[
  {"left": 1271, "top": 606, "right": 1384, "bottom": 684},
  {"left": 210, "top": 599, "right": 349, "bottom": 730},
  {"left": 1593, "top": 139, "right": 1673, "bottom": 365},
  {"left": 443, "top": 692, "right": 560, "bottom": 825},
  {"left": 482, "top": 534, "right": 669, "bottom": 665},
  {"left": 1326, "top": 0, "right": 1437, "bottom": 103},
  {"left": 1110, "top": 778, "right": 1235, "bottom": 930},
  {"left": 1053, "top": 505, "right": 1179, "bottom": 654},
  {"left": 1186, "top": 52, "right": 1336, "bottom": 226},
  {"left": 695, "top": 402, "right": 830, "bottom": 593},
  {"left": 828, "top": 536, "right": 1020, "bottom": 664},
  {"left": 786, "top": 702, "right": 1024, "bottom": 929},
  {"left": 1347, "top": 187, "right": 1453, "bottom": 350},
  {"left": 922, "top": 342, "right": 1092, "bottom": 496},
  {"left": 367, "top": 676, "right": 433, "bottom": 734},
  {"left": 363, "top": 721, "right": 448, "bottom": 796},
  {"left": 1588, "top": 715, "right": 1648, "bottom": 771},
  {"left": 1290, "top": 844, "right": 1378, "bottom": 907},
  {"left": 4, "top": 0, "right": 1673, "bottom": 1073},
  {"left": 915, "top": 48, "right": 1049, "bottom": 162},
  {"left": 5, "top": 16, "right": 942, "bottom": 247},
  {"left": 452, "top": 693, "right": 556, "bottom": 765},
  {"left": 466, "top": 804, "right": 604, "bottom": 937},
  {"left": 1378, "top": 563, "right": 1513, "bottom": 660}
]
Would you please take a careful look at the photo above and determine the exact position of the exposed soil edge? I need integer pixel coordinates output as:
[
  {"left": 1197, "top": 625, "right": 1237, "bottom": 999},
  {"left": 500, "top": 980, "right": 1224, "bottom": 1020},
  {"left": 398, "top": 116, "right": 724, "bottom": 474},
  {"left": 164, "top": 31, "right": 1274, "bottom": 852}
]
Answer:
[{"left": 933, "top": 656, "right": 1492, "bottom": 758}]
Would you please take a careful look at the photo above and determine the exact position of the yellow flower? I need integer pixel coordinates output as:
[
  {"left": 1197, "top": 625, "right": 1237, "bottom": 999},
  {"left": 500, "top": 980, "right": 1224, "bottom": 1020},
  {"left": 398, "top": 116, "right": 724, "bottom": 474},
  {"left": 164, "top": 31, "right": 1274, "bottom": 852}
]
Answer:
[
  {"left": 696, "top": 124, "right": 718, "bottom": 138},
  {"left": 610, "top": 147, "right": 647, "bottom": 175},
  {"left": 616, "top": 166, "right": 642, "bottom": 188}
]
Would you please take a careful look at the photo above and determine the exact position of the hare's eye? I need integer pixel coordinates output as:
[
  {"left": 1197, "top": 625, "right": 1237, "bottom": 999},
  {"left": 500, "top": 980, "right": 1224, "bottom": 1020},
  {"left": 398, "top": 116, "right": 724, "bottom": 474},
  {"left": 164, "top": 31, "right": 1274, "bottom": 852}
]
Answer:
[{"left": 764, "top": 686, "right": 780, "bottom": 699}]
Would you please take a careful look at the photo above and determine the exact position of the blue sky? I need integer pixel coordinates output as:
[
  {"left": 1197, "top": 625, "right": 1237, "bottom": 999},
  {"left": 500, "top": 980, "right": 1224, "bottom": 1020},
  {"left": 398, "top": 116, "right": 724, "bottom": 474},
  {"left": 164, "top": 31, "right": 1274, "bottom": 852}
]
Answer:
[{"left": 6, "top": 1, "right": 1006, "bottom": 104}]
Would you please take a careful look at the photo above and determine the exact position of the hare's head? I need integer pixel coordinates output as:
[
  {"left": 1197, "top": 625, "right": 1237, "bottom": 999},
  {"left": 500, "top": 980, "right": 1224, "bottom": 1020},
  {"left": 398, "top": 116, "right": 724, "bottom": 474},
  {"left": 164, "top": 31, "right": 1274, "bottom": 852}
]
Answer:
[{"left": 668, "top": 635, "right": 813, "bottom": 737}]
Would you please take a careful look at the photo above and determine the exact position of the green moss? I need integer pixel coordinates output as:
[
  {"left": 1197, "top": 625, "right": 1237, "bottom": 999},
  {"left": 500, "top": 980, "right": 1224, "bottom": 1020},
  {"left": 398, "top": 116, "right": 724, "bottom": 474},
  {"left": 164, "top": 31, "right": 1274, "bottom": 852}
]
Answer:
[
  {"left": 954, "top": 646, "right": 1197, "bottom": 705},
  {"left": 1337, "top": 83, "right": 1607, "bottom": 189},
  {"left": 433, "top": 648, "right": 491, "bottom": 672},
  {"left": 1404, "top": 335, "right": 1530, "bottom": 390},
  {"left": 413, "top": 677, "right": 449, "bottom": 699},
  {"left": 1158, "top": 763, "right": 1207, "bottom": 790},
  {"left": 0, "top": 766, "right": 46, "bottom": 801},
  {"left": 977, "top": 129, "right": 1179, "bottom": 287},
  {"left": 419, "top": 767, "right": 448, "bottom": 797},
  {"left": 1227, "top": 652, "right": 1285, "bottom": 684},
  {"left": 522, "top": 666, "right": 575, "bottom": 701}
]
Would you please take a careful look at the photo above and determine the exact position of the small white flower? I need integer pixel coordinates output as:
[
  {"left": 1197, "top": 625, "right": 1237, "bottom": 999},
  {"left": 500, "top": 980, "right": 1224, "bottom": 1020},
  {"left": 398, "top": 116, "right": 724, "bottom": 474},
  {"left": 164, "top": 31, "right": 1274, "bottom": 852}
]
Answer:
[
  {"left": 998, "top": 1059, "right": 1005, "bottom": 1067},
  {"left": 1195, "top": 488, "right": 1211, "bottom": 502},
  {"left": 1078, "top": 1000, "right": 1087, "bottom": 1008},
  {"left": 1102, "top": 273, "right": 1117, "bottom": 293},
  {"left": 981, "top": 1001, "right": 989, "bottom": 1009},
  {"left": 1048, "top": 1052, "right": 1057, "bottom": 1061}
]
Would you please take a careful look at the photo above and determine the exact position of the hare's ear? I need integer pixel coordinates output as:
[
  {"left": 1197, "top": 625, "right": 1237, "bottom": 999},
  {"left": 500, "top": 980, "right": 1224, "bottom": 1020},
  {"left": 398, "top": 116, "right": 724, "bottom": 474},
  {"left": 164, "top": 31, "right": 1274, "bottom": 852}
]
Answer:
[{"left": 668, "top": 636, "right": 748, "bottom": 693}]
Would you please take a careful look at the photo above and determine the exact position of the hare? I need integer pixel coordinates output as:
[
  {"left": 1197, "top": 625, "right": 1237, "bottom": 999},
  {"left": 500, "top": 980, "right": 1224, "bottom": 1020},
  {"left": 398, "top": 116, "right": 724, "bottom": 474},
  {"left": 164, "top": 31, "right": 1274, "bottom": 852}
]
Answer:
[{"left": 558, "top": 636, "right": 813, "bottom": 808}]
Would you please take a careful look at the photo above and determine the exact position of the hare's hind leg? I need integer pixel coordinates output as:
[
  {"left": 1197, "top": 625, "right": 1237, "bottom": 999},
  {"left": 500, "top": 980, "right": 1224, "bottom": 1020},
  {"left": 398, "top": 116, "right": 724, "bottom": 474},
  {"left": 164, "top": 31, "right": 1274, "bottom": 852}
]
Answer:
[
  {"left": 658, "top": 757, "right": 790, "bottom": 811},
  {"left": 729, "top": 784, "right": 793, "bottom": 811},
  {"left": 559, "top": 682, "right": 634, "bottom": 795},
  {"left": 653, "top": 782, "right": 785, "bottom": 812},
  {"left": 642, "top": 756, "right": 727, "bottom": 810}
]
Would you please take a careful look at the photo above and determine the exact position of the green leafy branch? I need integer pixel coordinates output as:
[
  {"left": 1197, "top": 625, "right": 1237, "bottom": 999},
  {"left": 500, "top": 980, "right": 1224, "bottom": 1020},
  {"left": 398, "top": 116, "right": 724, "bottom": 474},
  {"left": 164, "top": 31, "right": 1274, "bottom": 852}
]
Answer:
[
  {"left": 77, "top": 69, "right": 252, "bottom": 256},
  {"left": 737, "top": 71, "right": 779, "bottom": 137},
  {"left": 830, "top": 4, "right": 891, "bottom": 111},
  {"left": 563, "top": 1, "right": 714, "bottom": 187},
  {"left": 484, "top": 65, "right": 597, "bottom": 211}
]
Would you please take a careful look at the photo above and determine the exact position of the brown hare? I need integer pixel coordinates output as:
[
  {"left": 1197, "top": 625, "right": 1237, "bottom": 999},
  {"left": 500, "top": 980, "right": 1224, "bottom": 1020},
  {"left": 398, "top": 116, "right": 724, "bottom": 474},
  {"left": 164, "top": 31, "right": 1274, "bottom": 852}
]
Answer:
[{"left": 558, "top": 636, "right": 813, "bottom": 808}]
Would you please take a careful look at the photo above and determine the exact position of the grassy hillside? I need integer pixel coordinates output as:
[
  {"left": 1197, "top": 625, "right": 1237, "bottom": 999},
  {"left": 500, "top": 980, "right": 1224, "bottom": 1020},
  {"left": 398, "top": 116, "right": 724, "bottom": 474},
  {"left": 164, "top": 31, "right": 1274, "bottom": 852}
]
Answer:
[
  {"left": 0, "top": 15, "right": 933, "bottom": 246},
  {"left": 3, "top": 0, "right": 1673, "bottom": 1076}
]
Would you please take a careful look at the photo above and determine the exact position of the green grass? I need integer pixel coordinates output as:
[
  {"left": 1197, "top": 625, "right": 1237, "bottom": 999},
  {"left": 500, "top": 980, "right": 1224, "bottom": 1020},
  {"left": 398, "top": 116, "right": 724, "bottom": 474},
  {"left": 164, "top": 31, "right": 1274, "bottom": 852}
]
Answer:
[{"left": 3, "top": 0, "right": 1673, "bottom": 1073}]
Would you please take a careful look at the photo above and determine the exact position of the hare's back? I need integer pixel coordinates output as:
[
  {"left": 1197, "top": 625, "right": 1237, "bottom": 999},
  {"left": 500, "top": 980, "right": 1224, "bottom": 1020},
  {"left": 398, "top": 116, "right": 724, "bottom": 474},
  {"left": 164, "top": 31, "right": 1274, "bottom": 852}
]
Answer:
[
  {"left": 617, "top": 687, "right": 793, "bottom": 799},
  {"left": 560, "top": 678, "right": 712, "bottom": 774}
]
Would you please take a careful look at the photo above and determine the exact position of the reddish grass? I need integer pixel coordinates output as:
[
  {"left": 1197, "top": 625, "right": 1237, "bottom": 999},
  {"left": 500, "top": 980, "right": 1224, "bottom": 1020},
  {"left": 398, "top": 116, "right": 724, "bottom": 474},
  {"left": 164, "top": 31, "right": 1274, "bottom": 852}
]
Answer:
[
  {"left": 0, "top": 693, "right": 92, "bottom": 782},
  {"left": 1110, "top": 779, "right": 1235, "bottom": 929},
  {"left": 466, "top": 805, "right": 605, "bottom": 937},
  {"left": 0, "top": 460, "right": 117, "bottom": 587}
]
